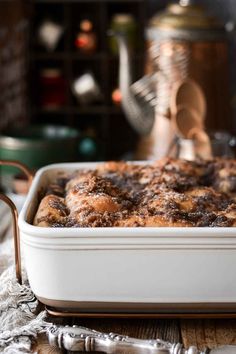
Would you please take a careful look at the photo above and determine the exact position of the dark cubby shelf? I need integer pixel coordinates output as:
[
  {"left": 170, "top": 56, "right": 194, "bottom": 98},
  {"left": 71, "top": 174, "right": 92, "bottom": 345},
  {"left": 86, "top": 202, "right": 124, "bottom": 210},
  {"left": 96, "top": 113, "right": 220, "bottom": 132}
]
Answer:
[
  {"left": 31, "top": 52, "right": 144, "bottom": 61},
  {"left": 31, "top": 52, "right": 106, "bottom": 61},
  {"left": 32, "top": 105, "right": 123, "bottom": 115},
  {"left": 34, "top": 0, "right": 145, "bottom": 3},
  {"left": 29, "top": 0, "right": 146, "bottom": 159}
]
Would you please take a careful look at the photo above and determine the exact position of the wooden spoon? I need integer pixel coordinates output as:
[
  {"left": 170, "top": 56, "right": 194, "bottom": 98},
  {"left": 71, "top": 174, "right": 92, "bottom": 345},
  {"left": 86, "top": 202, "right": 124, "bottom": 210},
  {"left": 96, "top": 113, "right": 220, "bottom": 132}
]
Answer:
[
  {"left": 187, "top": 127, "right": 212, "bottom": 159},
  {"left": 171, "top": 79, "right": 206, "bottom": 123},
  {"left": 173, "top": 105, "right": 203, "bottom": 138}
]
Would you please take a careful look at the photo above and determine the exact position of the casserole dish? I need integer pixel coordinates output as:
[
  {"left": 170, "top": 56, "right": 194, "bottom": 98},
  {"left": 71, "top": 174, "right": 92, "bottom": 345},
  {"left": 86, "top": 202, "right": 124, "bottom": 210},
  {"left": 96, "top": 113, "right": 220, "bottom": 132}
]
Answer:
[{"left": 16, "top": 161, "right": 236, "bottom": 313}]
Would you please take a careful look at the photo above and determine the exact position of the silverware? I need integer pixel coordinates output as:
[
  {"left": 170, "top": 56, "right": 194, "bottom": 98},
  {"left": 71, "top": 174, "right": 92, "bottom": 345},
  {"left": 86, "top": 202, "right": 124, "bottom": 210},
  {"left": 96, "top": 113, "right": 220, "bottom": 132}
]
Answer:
[{"left": 47, "top": 324, "right": 236, "bottom": 353}]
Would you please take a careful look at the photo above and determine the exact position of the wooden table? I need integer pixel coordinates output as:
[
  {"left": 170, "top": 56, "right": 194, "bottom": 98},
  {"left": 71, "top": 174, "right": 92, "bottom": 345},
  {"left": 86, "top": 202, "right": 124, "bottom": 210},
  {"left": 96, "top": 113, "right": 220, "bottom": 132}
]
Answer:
[{"left": 35, "top": 314, "right": 236, "bottom": 353}]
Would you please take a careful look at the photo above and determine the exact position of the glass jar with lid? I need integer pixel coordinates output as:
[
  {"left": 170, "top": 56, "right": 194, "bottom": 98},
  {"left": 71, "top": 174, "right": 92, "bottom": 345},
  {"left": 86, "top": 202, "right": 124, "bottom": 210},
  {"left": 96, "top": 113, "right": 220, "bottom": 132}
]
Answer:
[{"left": 39, "top": 68, "right": 66, "bottom": 110}]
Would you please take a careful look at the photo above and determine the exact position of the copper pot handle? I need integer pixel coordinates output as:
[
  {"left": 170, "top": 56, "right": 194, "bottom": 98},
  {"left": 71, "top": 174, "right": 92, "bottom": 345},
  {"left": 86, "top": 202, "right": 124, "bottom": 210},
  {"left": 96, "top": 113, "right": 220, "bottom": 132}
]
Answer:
[
  {"left": 0, "top": 159, "right": 33, "bottom": 187},
  {"left": 0, "top": 160, "right": 34, "bottom": 285},
  {"left": 0, "top": 193, "right": 22, "bottom": 284}
]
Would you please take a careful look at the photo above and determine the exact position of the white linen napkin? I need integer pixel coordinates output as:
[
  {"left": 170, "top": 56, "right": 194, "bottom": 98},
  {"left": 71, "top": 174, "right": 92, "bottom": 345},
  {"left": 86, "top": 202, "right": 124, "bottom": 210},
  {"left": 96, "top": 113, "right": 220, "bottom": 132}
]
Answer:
[{"left": 0, "top": 201, "right": 49, "bottom": 353}]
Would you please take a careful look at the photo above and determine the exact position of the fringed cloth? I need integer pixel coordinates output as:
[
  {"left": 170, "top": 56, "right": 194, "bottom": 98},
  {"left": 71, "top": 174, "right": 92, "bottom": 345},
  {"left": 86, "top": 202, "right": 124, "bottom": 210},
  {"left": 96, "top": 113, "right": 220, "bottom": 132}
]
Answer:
[{"left": 0, "top": 202, "right": 50, "bottom": 353}]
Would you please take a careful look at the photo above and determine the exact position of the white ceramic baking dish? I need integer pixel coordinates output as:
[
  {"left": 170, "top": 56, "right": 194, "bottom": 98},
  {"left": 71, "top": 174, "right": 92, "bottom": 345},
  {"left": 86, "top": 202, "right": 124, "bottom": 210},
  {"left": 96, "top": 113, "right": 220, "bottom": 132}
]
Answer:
[{"left": 18, "top": 162, "right": 236, "bottom": 313}]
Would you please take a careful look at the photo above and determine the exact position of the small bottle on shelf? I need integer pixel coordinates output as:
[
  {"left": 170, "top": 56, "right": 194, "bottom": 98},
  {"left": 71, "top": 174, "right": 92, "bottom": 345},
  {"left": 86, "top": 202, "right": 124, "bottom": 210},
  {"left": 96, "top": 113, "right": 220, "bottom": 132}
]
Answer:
[
  {"left": 74, "top": 19, "right": 97, "bottom": 54},
  {"left": 39, "top": 68, "right": 66, "bottom": 110}
]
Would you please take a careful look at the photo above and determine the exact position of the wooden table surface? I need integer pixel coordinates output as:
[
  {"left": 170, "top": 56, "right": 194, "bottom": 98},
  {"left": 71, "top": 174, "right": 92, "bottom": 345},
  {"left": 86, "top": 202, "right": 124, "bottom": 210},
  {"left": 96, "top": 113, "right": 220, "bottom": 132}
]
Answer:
[{"left": 35, "top": 315, "right": 236, "bottom": 353}]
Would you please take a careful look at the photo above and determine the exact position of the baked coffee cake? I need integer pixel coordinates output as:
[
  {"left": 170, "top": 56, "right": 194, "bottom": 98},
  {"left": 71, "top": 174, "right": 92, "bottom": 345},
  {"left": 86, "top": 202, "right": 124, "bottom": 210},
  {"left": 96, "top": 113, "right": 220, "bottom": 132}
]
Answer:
[{"left": 33, "top": 158, "right": 236, "bottom": 227}]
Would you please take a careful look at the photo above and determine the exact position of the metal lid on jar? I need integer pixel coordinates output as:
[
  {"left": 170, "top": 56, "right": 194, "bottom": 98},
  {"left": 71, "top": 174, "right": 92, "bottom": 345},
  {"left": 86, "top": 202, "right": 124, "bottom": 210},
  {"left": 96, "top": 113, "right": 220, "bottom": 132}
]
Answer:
[
  {"left": 40, "top": 68, "right": 62, "bottom": 78},
  {"left": 147, "top": 0, "right": 226, "bottom": 42},
  {"left": 80, "top": 19, "right": 93, "bottom": 32},
  {"left": 111, "top": 14, "right": 135, "bottom": 25}
]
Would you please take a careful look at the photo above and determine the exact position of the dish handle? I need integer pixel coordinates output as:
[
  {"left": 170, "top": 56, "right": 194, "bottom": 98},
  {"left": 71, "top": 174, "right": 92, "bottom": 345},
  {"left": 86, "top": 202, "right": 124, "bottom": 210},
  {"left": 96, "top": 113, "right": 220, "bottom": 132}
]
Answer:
[
  {"left": 0, "top": 193, "right": 22, "bottom": 284},
  {"left": 0, "top": 160, "right": 33, "bottom": 285},
  {"left": 0, "top": 159, "right": 33, "bottom": 188}
]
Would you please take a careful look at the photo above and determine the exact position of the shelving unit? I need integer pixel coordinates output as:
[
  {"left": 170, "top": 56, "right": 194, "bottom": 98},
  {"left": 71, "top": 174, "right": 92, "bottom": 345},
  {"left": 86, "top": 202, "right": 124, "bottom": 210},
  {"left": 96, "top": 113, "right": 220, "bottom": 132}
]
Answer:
[{"left": 29, "top": 0, "right": 147, "bottom": 160}]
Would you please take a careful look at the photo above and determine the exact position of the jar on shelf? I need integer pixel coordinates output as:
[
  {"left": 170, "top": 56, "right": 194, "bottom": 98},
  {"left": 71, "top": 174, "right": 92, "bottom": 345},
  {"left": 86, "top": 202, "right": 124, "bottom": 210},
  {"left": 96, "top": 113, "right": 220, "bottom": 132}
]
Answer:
[
  {"left": 72, "top": 72, "right": 103, "bottom": 105},
  {"left": 39, "top": 68, "right": 66, "bottom": 110},
  {"left": 74, "top": 19, "right": 97, "bottom": 54},
  {"left": 109, "top": 14, "right": 137, "bottom": 55},
  {"left": 37, "top": 19, "right": 64, "bottom": 52}
]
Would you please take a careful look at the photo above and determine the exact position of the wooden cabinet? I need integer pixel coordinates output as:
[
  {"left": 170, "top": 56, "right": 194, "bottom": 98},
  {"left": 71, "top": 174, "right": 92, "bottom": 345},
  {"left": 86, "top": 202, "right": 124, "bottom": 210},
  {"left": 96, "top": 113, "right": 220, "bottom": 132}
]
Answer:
[
  {"left": 0, "top": 1, "right": 29, "bottom": 131},
  {"left": 29, "top": 0, "right": 147, "bottom": 160}
]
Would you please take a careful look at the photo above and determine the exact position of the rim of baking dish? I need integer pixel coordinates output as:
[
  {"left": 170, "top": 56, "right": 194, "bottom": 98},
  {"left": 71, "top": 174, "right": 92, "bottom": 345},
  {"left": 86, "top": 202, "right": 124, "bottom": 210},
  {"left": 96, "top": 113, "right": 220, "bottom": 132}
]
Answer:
[{"left": 18, "top": 162, "right": 236, "bottom": 246}]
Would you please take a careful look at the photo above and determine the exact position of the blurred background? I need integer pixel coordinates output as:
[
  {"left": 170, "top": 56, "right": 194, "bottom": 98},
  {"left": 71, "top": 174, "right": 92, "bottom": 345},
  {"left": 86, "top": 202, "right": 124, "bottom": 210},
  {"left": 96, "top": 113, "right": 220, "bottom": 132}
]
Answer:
[{"left": 1, "top": 0, "right": 236, "bottom": 193}]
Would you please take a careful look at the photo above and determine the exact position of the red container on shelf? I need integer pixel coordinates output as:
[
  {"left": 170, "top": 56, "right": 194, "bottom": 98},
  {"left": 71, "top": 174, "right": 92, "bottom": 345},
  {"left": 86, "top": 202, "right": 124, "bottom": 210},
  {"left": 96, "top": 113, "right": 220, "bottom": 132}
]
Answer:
[
  {"left": 39, "top": 68, "right": 66, "bottom": 110},
  {"left": 74, "top": 19, "right": 97, "bottom": 54}
]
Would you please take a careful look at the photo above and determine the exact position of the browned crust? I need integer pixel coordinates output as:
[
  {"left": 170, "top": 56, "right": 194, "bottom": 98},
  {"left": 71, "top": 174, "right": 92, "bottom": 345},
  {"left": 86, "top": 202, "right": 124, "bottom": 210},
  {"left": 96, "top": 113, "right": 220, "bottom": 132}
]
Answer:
[{"left": 33, "top": 158, "right": 236, "bottom": 228}]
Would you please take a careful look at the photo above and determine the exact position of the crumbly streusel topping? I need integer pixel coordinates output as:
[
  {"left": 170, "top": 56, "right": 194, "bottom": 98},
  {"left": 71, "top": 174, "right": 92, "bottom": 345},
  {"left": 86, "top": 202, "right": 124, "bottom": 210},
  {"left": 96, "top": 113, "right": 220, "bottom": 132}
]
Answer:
[{"left": 33, "top": 158, "right": 236, "bottom": 227}]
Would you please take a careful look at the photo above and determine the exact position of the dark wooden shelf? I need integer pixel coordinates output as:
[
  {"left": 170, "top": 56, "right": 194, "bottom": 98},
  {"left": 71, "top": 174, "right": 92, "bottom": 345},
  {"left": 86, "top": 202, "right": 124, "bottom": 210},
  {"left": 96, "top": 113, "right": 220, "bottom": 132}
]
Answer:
[
  {"left": 34, "top": 0, "right": 144, "bottom": 3},
  {"left": 31, "top": 52, "right": 144, "bottom": 61},
  {"left": 31, "top": 52, "right": 106, "bottom": 61},
  {"left": 29, "top": 0, "right": 146, "bottom": 159},
  {"left": 32, "top": 105, "right": 123, "bottom": 115}
]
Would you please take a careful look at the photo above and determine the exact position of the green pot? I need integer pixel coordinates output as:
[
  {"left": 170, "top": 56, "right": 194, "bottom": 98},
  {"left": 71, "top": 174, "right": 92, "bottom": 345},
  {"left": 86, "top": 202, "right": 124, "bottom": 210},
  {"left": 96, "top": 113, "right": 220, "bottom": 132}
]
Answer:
[{"left": 0, "top": 124, "right": 80, "bottom": 176}]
